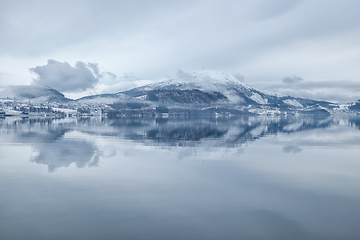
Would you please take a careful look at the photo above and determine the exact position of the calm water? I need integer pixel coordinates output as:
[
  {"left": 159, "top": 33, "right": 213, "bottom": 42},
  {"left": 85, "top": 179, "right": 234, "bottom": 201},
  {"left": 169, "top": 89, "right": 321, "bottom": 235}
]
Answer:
[{"left": 1, "top": 116, "right": 360, "bottom": 239}]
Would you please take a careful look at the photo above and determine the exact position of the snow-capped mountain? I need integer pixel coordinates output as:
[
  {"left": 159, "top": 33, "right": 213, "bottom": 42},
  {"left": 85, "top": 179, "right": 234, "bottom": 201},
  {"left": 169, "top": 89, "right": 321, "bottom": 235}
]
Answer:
[
  {"left": 0, "top": 85, "right": 71, "bottom": 102},
  {"left": 123, "top": 70, "right": 254, "bottom": 104},
  {"left": 120, "top": 70, "right": 337, "bottom": 110},
  {"left": 349, "top": 100, "right": 360, "bottom": 111}
]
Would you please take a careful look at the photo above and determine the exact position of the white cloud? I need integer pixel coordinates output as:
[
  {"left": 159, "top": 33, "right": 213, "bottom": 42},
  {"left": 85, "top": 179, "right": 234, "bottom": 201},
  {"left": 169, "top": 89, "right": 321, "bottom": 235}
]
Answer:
[
  {"left": 30, "top": 59, "right": 118, "bottom": 93},
  {"left": 233, "top": 73, "right": 245, "bottom": 82},
  {"left": 64, "top": 78, "right": 154, "bottom": 100},
  {"left": 282, "top": 75, "right": 303, "bottom": 84}
]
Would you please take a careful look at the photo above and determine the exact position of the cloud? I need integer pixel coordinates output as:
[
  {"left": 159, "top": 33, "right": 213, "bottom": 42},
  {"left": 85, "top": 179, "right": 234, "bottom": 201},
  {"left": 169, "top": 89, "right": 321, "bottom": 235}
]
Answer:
[
  {"left": 252, "top": 79, "right": 360, "bottom": 103},
  {"left": 30, "top": 59, "right": 101, "bottom": 92},
  {"left": 121, "top": 72, "right": 138, "bottom": 81},
  {"left": 64, "top": 70, "right": 154, "bottom": 99},
  {"left": 282, "top": 75, "right": 303, "bottom": 84},
  {"left": 87, "top": 62, "right": 103, "bottom": 78},
  {"left": 233, "top": 73, "right": 245, "bottom": 82},
  {"left": 176, "top": 69, "right": 193, "bottom": 80}
]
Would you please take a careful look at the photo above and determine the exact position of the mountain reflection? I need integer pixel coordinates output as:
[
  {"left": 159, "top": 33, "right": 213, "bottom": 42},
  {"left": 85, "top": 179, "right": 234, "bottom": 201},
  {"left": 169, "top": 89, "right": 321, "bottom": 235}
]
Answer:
[
  {"left": 349, "top": 117, "right": 360, "bottom": 129},
  {"left": 147, "top": 126, "right": 227, "bottom": 141},
  {"left": 0, "top": 115, "right": 357, "bottom": 171},
  {"left": 108, "top": 116, "right": 336, "bottom": 148},
  {"left": 0, "top": 117, "right": 100, "bottom": 172},
  {"left": 282, "top": 145, "right": 303, "bottom": 154}
]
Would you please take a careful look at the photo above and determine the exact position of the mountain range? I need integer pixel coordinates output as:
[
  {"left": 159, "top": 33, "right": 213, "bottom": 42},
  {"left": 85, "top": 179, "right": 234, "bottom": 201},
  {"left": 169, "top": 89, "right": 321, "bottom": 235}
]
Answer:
[{"left": 1, "top": 70, "right": 358, "bottom": 116}]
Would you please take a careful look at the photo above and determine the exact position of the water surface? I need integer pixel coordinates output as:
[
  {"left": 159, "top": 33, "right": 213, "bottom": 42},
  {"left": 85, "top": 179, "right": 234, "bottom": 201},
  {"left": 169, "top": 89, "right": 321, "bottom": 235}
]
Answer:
[{"left": 1, "top": 116, "right": 360, "bottom": 239}]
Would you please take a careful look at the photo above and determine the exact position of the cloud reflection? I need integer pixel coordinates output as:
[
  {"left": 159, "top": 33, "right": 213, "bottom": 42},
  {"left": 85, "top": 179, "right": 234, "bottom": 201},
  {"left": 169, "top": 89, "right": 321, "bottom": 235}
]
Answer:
[
  {"left": 31, "top": 139, "right": 100, "bottom": 172},
  {"left": 107, "top": 116, "right": 336, "bottom": 148},
  {"left": 0, "top": 117, "right": 101, "bottom": 172}
]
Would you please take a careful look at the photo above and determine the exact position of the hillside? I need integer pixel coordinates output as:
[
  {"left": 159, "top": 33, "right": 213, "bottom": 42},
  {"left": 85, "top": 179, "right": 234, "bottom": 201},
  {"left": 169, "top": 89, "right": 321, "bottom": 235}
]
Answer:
[{"left": 0, "top": 85, "right": 72, "bottom": 102}]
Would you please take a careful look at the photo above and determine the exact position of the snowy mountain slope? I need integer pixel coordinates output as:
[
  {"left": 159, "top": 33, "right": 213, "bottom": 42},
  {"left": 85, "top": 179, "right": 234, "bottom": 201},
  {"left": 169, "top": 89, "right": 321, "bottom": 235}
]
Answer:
[
  {"left": 349, "top": 100, "right": 360, "bottom": 111},
  {"left": 76, "top": 93, "right": 130, "bottom": 103},
  {"left": 0, "top": 85, "right": 72, "bottom": 102},
  {"left": 122, "top": 70, "right": 256, "bottom": 104},
  {"left": 120, "top": 70, "right": 337, "bottom": 110}
]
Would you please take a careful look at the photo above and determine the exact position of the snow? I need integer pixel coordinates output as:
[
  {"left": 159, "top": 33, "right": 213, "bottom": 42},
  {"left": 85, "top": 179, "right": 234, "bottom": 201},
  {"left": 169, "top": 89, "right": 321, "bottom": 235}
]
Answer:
[
  {"left": 283, "top": 99, "right": 303, "bottom": 108},
  {"left": 134, "top": 95, "right": 147, "bottom": 100},
  {"left": 52, "top": 108, "right": 77, "bottom": 114},
  {"left": 224, "top": 90, "right": 245, "bottom": 104},
  {"left": 189, "top": 70, "right": 251, "bottom": 88},
  {"left": 4, "top": 109, "right": 22, "bottom": 115},
  {"left": 250, "top": 93, "right": 267, "bottom": 104},
  {"left": 338, "top": 104, "right": 349, "bottom": 110},
  {"left": 145, "top": 70, "right": 252, "bottom": 92}
]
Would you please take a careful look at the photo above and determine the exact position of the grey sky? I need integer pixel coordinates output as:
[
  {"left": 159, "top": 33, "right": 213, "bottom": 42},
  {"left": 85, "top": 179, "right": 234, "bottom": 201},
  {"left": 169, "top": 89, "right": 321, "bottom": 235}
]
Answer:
[
  {"left": 282, "top": 75, "right": 303, "bottom": 84},
  {"left": 1, "top": 0, "right": 360, "bottom": 102}
]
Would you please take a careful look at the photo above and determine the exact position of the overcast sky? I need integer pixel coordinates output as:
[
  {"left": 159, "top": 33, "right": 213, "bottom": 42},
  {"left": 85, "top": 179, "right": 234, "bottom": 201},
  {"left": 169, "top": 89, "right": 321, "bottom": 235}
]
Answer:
[{"left": 1, "top": 0, "right": 360, "bottom": 102}]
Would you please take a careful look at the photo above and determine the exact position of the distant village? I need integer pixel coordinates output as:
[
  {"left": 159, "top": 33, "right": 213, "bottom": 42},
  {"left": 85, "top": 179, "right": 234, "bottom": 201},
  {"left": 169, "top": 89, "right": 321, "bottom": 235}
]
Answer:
[
  {"left": 0, "top": 98, "right": 173, "bottom": 119},
  {"left": 0, "top": 99, "right": 109, "bottom": 118},
  {"left": 1, "top": 97, "right": 358, "bottom": 119}
]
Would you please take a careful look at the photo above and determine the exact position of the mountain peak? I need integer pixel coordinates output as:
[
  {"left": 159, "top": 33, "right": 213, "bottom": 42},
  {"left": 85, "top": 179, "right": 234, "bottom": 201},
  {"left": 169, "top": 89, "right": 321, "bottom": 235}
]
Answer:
[
  {"left": 133, "top": 70, "right": 251, "bottom": 95},
  {"left": 169, "top": 70, "right": 250, "bottom": 90}
]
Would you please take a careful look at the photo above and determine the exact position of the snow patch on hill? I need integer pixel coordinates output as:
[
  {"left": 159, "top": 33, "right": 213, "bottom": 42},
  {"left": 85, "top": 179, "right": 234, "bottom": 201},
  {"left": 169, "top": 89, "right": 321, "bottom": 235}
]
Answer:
[
  {"left": 250, "top": 92, "right": 267, "bottom": 104},
  {"left": 283, "top": 99, "right": 303, "bottom": 108}
]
